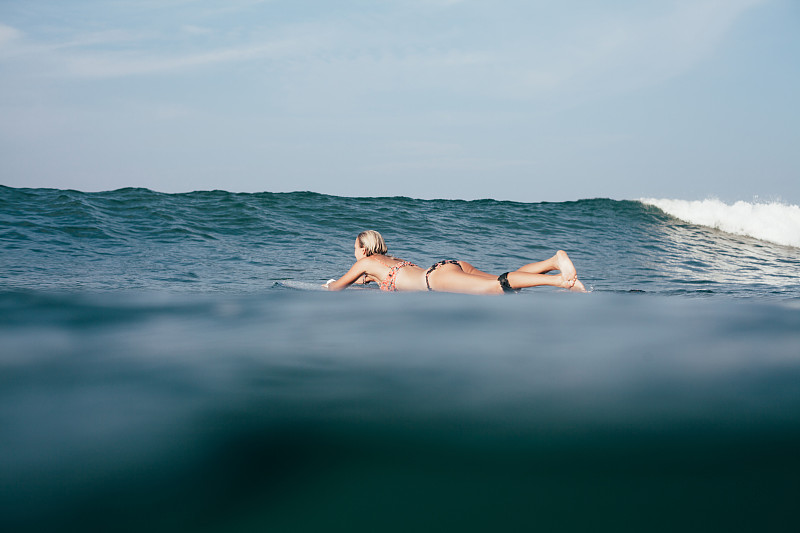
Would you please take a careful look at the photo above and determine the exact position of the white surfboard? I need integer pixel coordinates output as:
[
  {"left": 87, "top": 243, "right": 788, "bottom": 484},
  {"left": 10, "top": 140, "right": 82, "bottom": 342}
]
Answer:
[
  {"left": 275, "top": 280, "right": 379, "bottom": 291},
  {"left": 275, "top": 280, "right": 328, "bottom": 291}
]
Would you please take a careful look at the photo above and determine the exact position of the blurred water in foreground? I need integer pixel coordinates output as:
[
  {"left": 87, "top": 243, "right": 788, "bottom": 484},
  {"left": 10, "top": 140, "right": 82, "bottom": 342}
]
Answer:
[{"left": 2, "top": 290, "right": 799, "bottom": 532}]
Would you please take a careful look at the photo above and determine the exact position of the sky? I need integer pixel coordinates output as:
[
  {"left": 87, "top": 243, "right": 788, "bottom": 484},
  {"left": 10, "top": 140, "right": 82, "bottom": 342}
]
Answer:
[{"left": 1, "top": 0, "right": 798, "bottom": 203}]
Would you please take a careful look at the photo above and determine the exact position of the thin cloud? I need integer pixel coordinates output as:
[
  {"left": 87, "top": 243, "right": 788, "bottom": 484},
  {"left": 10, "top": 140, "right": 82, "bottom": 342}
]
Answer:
[
  {"left": 488, "top": 0, "right": 769, "bottom": 103},
  {"left": 4, "top": 0, "right": 765, "bottom": 89},
  {"left": 0, "top": 0, "right": 772, "bottom": 106},
  {"left": 61, "top": 40, "right": 296, "bottom": 78},
  {"left": 0, "top": 23, "right": 22, "bottom": 45},
  {"left": 576, "top": 1, "right": 766, "bottom": 82}
]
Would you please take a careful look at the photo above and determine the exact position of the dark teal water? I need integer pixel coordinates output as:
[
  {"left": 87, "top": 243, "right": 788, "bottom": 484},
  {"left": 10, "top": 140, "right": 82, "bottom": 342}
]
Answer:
[{"left": 2, "top": 186, "right": 800, "bottom": 531}]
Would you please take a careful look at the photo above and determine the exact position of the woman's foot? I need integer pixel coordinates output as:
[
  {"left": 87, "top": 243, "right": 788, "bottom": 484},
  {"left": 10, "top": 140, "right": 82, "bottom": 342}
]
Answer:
[
  {"left": 570, "top": 278, "right": 587, "bottom": 292},
  {"left": 556, "top": 250, "right": 577, "bottom": 281},
  {"left": 554, "top": 251, "right": 586, "bottom": 292}
]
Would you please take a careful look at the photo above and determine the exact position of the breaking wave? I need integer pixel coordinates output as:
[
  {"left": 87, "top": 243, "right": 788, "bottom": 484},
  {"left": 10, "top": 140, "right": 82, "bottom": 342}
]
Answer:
[{"left": 640, "top": 198, "right": 800, "bottom": 248}]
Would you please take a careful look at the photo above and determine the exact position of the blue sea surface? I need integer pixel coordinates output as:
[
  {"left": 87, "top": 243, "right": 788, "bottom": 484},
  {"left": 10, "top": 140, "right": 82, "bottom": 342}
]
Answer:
[{"left": 1, "top": 186, "right": 800, "bottom": 531}]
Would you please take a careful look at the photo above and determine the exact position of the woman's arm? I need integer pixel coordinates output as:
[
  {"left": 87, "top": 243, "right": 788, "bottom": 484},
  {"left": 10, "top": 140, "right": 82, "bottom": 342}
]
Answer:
[{"left": 325, "top": 259, "right": 371, "bottom": 291}]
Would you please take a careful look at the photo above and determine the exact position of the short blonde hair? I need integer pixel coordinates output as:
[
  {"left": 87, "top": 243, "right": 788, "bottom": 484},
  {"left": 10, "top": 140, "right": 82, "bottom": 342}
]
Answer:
[{"left": 357, "top": 230, "right": 387, "bottom": 256}]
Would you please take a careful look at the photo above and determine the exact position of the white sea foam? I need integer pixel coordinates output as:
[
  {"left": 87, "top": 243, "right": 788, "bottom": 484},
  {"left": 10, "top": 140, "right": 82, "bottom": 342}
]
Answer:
[{"left": 640, "top": 198, "right": 800, "bottom": 248}]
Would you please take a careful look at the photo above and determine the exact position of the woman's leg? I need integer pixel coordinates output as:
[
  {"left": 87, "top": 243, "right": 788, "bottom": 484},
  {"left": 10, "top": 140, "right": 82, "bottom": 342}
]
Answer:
[
  {"left": 512, "top": 251, "right": 584, "bottom": 290},
  {"left": 513, "top": 251, "right": 570, "bottom": 275},
  {"left": 508, "top": 250, "right": 586, "bottom": 292},
  {"left": 456, "top": 261, "right": 495, "bottom": 279},
  {"left": 460, "top": 253, "right": 562, "bottom": 277},
  {"left": 506, "top": 270, "right": 581, "bottom": 291},
  {"left": 430, "top": 252, "right": 585, "bottom": 294},
  {"left": 473, "top": 251, "right": 584, "bottom": 291},
  {"left": 462, "top": 251, "right": 577, "bottom": 278},
  {"left": 429, "top": 264, "right": 575, "bottom": 294},
  {"left": 427, "top": 265, "right": 505, "bottom": 294}
]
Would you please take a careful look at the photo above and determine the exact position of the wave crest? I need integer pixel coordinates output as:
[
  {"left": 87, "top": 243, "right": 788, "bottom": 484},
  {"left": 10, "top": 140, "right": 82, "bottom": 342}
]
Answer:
[{"left": 640, "top": 198, "right": 800, "bottom": 248}]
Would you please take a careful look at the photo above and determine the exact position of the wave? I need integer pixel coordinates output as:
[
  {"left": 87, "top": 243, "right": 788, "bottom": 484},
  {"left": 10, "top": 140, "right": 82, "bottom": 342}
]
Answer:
[{"left": 639, "top": 198, "right": 800, "bottom": 248}]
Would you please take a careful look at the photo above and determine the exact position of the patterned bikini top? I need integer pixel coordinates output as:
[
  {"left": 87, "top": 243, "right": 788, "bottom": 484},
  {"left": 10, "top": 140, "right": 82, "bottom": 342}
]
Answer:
[{"left": 375, "top": 258, "right": 419, "bottom": 292}]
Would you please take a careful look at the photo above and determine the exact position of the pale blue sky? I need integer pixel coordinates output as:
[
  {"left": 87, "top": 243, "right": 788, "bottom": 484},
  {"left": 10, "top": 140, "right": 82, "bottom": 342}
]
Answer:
[{"left": 1, "top": 0, "right": 798, "bottom": 202}]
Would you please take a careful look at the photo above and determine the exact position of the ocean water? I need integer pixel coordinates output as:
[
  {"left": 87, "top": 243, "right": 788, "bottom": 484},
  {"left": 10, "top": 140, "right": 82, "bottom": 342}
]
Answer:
[{"left": 1, "top": 186, "right": 799, "bottom": 532}]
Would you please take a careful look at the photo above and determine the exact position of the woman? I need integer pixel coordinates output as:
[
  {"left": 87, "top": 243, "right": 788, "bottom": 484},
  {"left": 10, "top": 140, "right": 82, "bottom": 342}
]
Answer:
[{"left": 324, "top": 230, "right": 586, "bottom": 294}]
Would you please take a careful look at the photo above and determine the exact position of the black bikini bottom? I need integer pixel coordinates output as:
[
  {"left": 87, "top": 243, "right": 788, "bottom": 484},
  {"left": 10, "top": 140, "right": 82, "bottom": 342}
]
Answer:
[
  {"left": 425, "top": 260, "right": 461, "bottom": 291},
  {"left": 498, "top": 272, "right": 520, "bottom": 294}
]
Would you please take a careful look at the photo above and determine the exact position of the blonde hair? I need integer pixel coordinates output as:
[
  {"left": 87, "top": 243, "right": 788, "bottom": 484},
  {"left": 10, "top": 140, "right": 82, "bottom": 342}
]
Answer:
[{"left": 357, "top": 230, "right": 388, "bottom": 256}]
